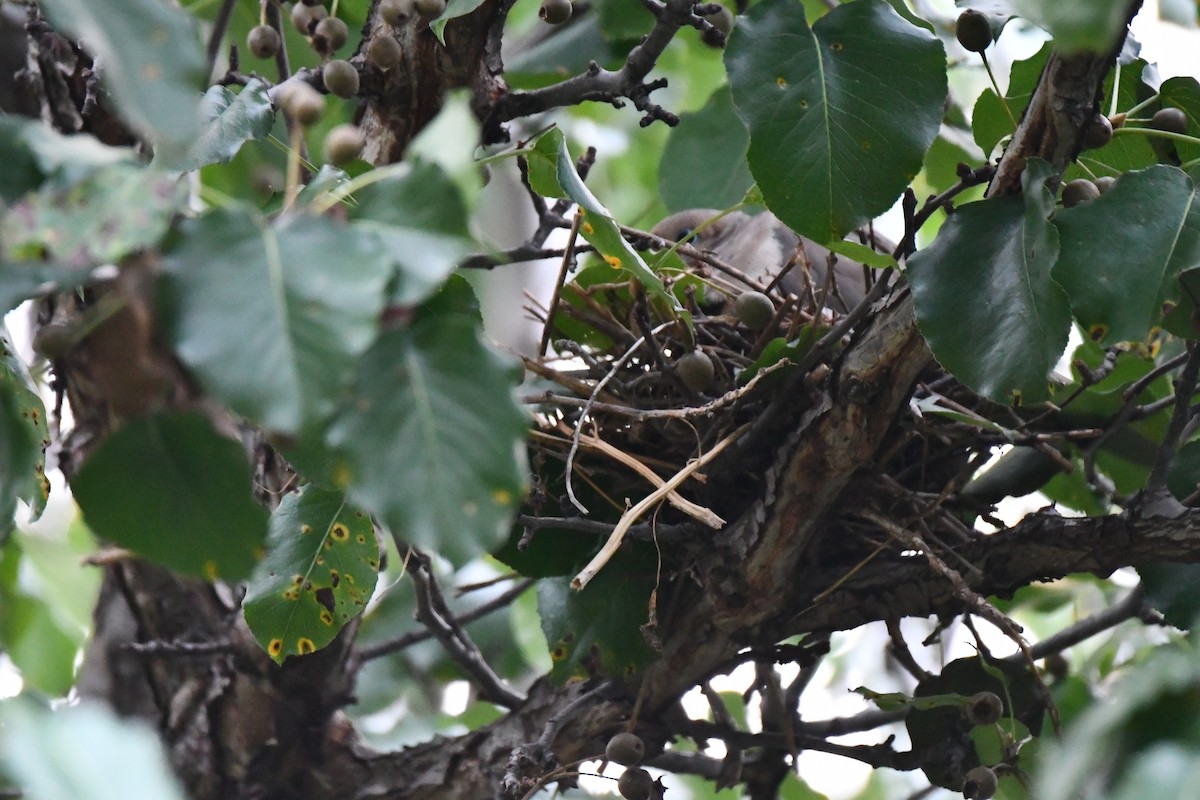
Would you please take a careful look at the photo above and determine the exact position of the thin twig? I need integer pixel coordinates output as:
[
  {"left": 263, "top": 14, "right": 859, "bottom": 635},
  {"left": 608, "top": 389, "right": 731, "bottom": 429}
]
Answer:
[
  {"left": 558, "top": 421, "right": 724, "bottom": 527},
  {"left": 572, "top": 423, "right": 748, "bottom": 589},
  {"left": 564, "top": 322, "right": 674, "bottom": 514},
  {"left": 1148, "top": 342, "right": 1200, "bottom": 490},
  {"left": 357, "top": 578, "right": 534, "bottom": 662},
  {"left": 407, "top": 554, "right": 526, "bottom": 708}
]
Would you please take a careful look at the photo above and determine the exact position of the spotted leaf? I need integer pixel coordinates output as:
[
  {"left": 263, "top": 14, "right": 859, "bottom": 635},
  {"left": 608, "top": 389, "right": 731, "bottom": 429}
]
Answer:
[{"left": 244, "top": 486, "right": 379, "bottom": 663}]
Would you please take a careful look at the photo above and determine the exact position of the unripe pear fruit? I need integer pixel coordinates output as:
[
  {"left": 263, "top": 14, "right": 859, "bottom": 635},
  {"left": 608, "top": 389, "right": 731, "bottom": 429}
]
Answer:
[
  {"left": 1094, "top": 175, "right": 1117, "bottom": 194},
  {"left": 379, "top": 0, "right": 413, "bottom": 26},
  {"left": 322, "top": 59, "right": 359, "bottom": 98},
  {"left": 605, "top": 732, "right": 645, "bottom": 766},
  {"left": 414, "top": 0, "right": 447, "bottom": 17},
  {"left": 1152, "top": 107, "right": 1188, "bottom": 135},
  {"left": 1082, "top": 114, "right": 1113, "bottom": 150},
  {"left": 733, "top": 290, "right": 775, "bottom": 330},
  {"left": 617, "top": 767, "right": 654, "bottom": 800},
  {"left": 313, "top": 15, "right": 349, "bottom": 53},
  {"left": 291, "top": 2, "right": 327, "bottom": 34},
  {"left": 324, "top": 124, "right": 365, "bottom": 165},
  {"left": 1061, "top": 178, "right": 1099, "bottom": 208},
  {"left": 965, "top": 691, "right": 1003, "bottom": 726},
  {"left": 282, "top": 82, "right": 324, "bottom": 126},
  {"left": 247, "top": 24, "right": 281, "bottom": 59},
  {"left": 955, "top": 9, "right": 992, "bottom": 53},
  {"left": 539, "top": 0, "right": 572, "bottom": 24},
  {"left": 700, "top": 5, "right": 734, "bottom": 47},
  {"left": 367, "top": 35, "right": 403, "bottom": 69},
  {"left": 676, "top": 350, "right": 715, "bottom": 392},
  {"left": 961, "top": 765, "right": 998, "bottom": 800}
]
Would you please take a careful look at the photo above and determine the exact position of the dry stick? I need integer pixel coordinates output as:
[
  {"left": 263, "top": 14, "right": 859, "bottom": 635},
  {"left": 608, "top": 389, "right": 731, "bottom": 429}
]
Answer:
[
  {"left": 539, "top": 209, "right": 584, "bottom": 357},
  {"left": 860, "top": 510, "right": 1061, "bottom": 734},
  {"left": 527, "top": 359, "right": 791, "bottom": 421},
  {"left": 572, "top": 423, "right": 749, "bottom": 590},
  {"left": 556, "top": 421, "right": 724, "bottom": 528},
  {"left": 563, "top": 322, "right": 674, "bottom": 514}
]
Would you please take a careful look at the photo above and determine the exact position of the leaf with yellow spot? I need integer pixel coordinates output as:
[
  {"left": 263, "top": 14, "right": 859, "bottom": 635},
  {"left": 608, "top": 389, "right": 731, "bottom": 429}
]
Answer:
[
  {"left": 244, "top": 486, "right": 378, "bottom": 663},
  {"left": 1, "top": 331, "right": 48, "bottom": 536},
  {"left": 537, "top": 545, "right": 658, "bottom": 682}
]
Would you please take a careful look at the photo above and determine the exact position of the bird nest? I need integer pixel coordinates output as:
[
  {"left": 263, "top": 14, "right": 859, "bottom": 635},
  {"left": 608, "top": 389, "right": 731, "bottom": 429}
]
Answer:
[{"left": 516, "top": 234, "right": 873, "bottom": 586}]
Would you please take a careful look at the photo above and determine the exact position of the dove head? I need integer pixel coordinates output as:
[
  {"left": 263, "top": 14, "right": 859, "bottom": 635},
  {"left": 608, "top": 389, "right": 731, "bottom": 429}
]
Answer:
[{"left": 652, "top": 209, "right": 876, "bottom": 312}]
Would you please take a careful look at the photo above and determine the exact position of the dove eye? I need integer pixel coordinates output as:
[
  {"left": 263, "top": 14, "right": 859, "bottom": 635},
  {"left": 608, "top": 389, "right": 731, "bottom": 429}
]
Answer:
[{"left": 673, "top": 227, "right": 695, "bottom": 242}]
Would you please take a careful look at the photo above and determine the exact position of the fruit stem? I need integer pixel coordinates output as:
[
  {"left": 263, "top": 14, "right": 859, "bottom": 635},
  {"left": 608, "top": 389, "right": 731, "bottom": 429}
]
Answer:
[
  {"left": 1113, "top": 127, "right": 1200, "bottom": 148},
  {"left": 981, "top": 51, "right": 1016, "bottom": 129},
  {"left": 1108, "top": 61, "right": 1121, "bottom": 118},
  {"left": 1123, "top": 93, "right": 1161, "bottom": 120},
  {"left": 259, "top": 0, "right": 266, "bottom": 26},
  {"left": 284, "top": 122, "right": 303, "bottom": 210}
]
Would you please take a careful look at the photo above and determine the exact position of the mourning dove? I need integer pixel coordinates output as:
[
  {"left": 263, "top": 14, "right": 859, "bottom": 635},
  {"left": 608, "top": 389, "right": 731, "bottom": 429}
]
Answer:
[{"left": 651, "top": 209, "right": 876, "bottom": 312}]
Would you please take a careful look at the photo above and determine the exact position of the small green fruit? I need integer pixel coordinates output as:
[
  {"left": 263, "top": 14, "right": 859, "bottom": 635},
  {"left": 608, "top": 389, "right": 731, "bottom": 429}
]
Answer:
[
  {"left": 413, "top": 0, "right": 447, "bottom": 17},
  {"left": 617, "top": 767, "right": 654, "bottom": 800},
  {"left": 965, "top": 691, "right": 1003, "bottom": 726},
  {"left": 1061, "top": 178, "right": 1099, "bottom": 208},
  {"left": 1152, "top": 107, "right": 1188, "bottom": 135},
  {"left": 700, "top": 6, "right": 734, "bottom": 47},
  {"left": 733, "top": 290, "right": 775, "bottom": 330},
  {"left": 605, "top": 732, "right": 645, "bottom": 767},
  {"left": 379, "top": 0, "right": 413, "bottom": 26},
  {"left": 314, "top": 15, "right": 349, "bottom": 53},
  {"left": 676, "top": 350, "right": 715, "bottom": 392},
  {"left": 247, "top": 24, "right": 281, "bottom": 59},
  {"left": 1094, "top": 175, "right": 1117, "bottom": 194},
  {"left": 291, "top": 2, "right": 327, "bottom": 34},
  {"left": 324, "top": 124, "right": 366, "bottom": 166},
  {"left": 282, "top": 82, "right": 324, "bottom": 126},
  {"left": 1081, "top": 114, "right": 1113, "bottom": 150},
  {"left": 538, "top": 0, "right": 572, "bottom": 24},
  {"left": 955, "top": 9, "right": 992, "bottom": 53},
  {"left": 962, "top": 765, "right": 998, "bottom": 800},
  {"left": 367, "top": 35, "right": 403, "bottom": 70},
  {"left": 322, "top": 59, "right": 359, "bottom": 98},
  {"left": 1043, "top": 652, "right": 1069, "bottom": 680}
]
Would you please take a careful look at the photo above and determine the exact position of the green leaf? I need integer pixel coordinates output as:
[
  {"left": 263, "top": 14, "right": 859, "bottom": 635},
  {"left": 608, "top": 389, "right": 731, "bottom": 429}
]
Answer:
[
  {"left": 71, "top": 411, "right": 268, "bottom": 581},
  {"left": 526, "top": 128, "right": 567, "bottom": 198},
  {"left": 0, "top": 118, "right": 133, "bottom": 200},
  {"left": 161, "top": 209, "right": 392, "bottom": 436},
  {"left": 1053, "top": 166, "right": 1200, "bottom": 344},
  {"left": 344, "top": 161, "right": 475, "bottom": 306},
  {"left": 909, "top": 159, "right": 1068, "bottom": 404},
  {"left": 430, "top": 0, "right": 487, "bottom": 45},
  {"left": 244, "top": 486, "right": 378, "bottom": 663},
  {"left": 1012, "top": 0, "right": 1132, "bottom": 53},
  {"left": 659, "top": 85, "right": 753, "bottom": 213},
  {"left": 1034, "top": 644, "right": 1200, "bottom": 800},
  {"left": 157, "top": 80, "right": 275, "bottom": 173},
  {"left": 0, "top": 588, "right": 79, "bottom": 696},
  {"left": 2, "top": 164, "right": 186, "bottom": 269},
  {"left": 37, "top": 0, "right": 206, "bottom": 152},
  {"left": 324, "top": 299, "right": 529, "bottom": 566},
  {"left": 1160, "top": 77, "right": 1200, "bottom": 166},
  {"left": 0, "top": 699, "right": 187, "bottom": 800},
  {"left": 972, "top": 43, "right": 1050, "bottom": 157},
  {"left": 0, "top": 263, "right": 93, "bottom": 316},
  {"left": 726, "top": 0, "right": 946, "bottom": 242},
  {"left": 550, "top": 136, "right": 688, "bottom": 322},
  {"left": 538, "top": 546, "right": 657, "bottom": 681},
  {"left": 1138, "top": 562, "right": 1200, "bottom": 629},
  {"left": 0, "top": 331, "right": 48, "bottom": 536},
  {"left": 908, "top": 655, "right": 1042, "bottom": 789}
]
